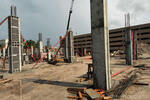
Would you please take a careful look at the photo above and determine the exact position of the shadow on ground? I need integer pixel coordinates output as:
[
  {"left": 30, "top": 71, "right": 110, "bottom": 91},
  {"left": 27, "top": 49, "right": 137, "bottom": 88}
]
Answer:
[
  {"left": 138, "top": 57, "right": 150, "bottom": 59},
  {"left": 0, "top": 69, "right": 8, "bottom": 73},
  {"left": 33, "top": 79, "right": 89, "bottom": 88}
]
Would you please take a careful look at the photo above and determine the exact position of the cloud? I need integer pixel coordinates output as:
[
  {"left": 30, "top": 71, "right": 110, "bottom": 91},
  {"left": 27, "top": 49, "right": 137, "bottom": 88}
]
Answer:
[
  {"left": 0, "top": 0, "right": 150, "bottom": 46},
  {"left": 115, "top": 0, "right": 150, "bottom": 26}
]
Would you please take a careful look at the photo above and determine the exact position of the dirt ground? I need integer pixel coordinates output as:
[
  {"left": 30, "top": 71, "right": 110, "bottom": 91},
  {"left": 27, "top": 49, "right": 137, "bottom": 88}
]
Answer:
[{"left": 0, "top": 56, "right": 150, "bottom": 100}]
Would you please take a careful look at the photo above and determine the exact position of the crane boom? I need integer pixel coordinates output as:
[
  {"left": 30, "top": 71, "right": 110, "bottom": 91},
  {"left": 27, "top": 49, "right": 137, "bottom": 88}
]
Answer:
[
  {"left": 66, "top": 0, "right": 75, "bottom": 31},
  {"left": 0, "top": 17, "right": 8, "bottom": 26},
  {"left": 50, "top": 0, "right": 75, "bottom": 64}
]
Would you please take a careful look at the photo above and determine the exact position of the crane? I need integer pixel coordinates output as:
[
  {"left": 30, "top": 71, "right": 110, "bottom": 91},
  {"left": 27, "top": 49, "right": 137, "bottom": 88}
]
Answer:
[
  {"left": 50, "top": 0, "right": 75, "bottom": 64},
  {"left": 66, "top": 0, "right": 75, "bottom": 31}
]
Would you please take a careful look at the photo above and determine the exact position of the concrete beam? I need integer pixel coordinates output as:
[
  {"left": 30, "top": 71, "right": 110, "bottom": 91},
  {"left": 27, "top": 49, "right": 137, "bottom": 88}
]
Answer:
[{"left": 90, "top": 0, "right": 111, "bottom": 90}]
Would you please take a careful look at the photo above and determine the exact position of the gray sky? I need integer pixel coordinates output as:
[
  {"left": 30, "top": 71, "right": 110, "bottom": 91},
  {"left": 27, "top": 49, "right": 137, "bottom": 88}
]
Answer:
[{"left": 0, "top": 0, "right": 150, "bottom": 45}]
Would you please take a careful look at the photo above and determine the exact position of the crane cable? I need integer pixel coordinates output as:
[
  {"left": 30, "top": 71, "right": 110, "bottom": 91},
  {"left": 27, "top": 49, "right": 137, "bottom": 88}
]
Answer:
[
  {"left": 53, "top": 0, "right": 75, "bottom": 58},
  {"left": 0, "top": 17, "right": 8, "bottom": 26}
]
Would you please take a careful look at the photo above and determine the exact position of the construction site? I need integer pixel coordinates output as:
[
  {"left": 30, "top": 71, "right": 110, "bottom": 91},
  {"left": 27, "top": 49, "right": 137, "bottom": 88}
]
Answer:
[{"left": 0, "top": 0, "right": 150, "bottom": 100}]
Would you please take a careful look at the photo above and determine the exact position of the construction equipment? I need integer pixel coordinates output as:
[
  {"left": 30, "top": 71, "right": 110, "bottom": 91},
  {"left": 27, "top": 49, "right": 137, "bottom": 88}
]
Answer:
[
  {"left": 0, "top": 17, "right": 8, "bottom": 26},
  {"left": 50, "top": 0, "right": 75, "bottom": 64}
]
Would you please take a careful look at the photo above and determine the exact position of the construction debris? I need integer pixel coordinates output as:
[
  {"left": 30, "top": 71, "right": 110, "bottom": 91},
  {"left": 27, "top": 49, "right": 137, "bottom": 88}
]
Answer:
[
  {"left": 133, "top": 82, "right": 149, "bottom": 86},
  {"left": 0, "top": 79, "right": 12, "bottom": 85},
  {"left": 85, "top": 89, "right": 103, "bottom": 100},
  {"left": 67, "top": 88, "right": 112, "bottom": 100},
  {"left": 78, "top": 91, "right": 83, "bottom": 100},
  {"left": 67, "top": 96, "right": 79, "bottom": 99},
  {"left": 106, "top": 70, "right": 139, "bottom": 98},
  {"left": 134, "top": 64, "right": 150, "bottom": 70},
  {"left": 87, "top": 64, "right": 93, "bottom": 80}
]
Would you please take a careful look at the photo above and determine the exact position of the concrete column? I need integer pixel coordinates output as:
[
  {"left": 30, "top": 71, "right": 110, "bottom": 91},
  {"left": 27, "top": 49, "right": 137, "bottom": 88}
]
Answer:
[
  {"left": 21, "top": 37, "right": 25, "bottom": 66},
  {"left": 67, "top": 31, "right": 74, "bottom": 63},
  {"left": 65, "top": 34, "right": 69, "bottom": 60},
  {"left": 47, "top": 52, "right": 51, "bottom": 61},
  {"left": 90, "top": 0, "right": 111, "bottom": 90},
  {"left": 132, "top": 31, "right": 138, "bottom": 60},
  {"left": 8, "top": 16, "right": 22, "bottom": 73},
  {"left": 39, "top": 41, "right": 43, "bottom": 58},
  {"left": 125, "top": 29, "right": 133, "bottom": 65},
  {"left": 47, "top": 38, "right": 50, "bottom": 49},
  {"left": 38, "top": 33, "right": 43, "bottom": 59},
  {"left": 31, "top": 46, "right": 34, "bottom": 56},
  {"left": 0, "top": 49, "right": 2, "bottom": 57},
  {"left": 39, "top": 33, "right": 42, "bottom": 41},
  {"left": 2, "top": 48, "right": 6, "bottom": 58},
  {"left": 84, "top": 48, "right": 87, "bottom": 56},
  {"left": 59, "top": 36, "right": 64, "bottom": 56}
]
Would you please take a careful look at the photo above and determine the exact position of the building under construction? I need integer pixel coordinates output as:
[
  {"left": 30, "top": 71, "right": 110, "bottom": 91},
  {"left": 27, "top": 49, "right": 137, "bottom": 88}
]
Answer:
[
  {"left": 74, "top": 23, "right": 150, "bottom": 55},
  {"left": 0, "top": 0, "right": 150, "bottom": 100}
]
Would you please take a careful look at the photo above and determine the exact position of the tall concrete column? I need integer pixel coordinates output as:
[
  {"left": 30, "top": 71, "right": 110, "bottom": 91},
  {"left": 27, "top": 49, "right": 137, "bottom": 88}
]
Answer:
[
  {"left": 132, "top": 31, "right": 138, "bottom": 60},
  {"left": 8, "top": 16, "right": 22, "bottom": 73},
  {"left": 47, "top": 38, "right": 50, "bottom": 49},
  {"left": 90, "top": 0, "right": 111, "bottom": 90},
  {"left": 0, "top": 49, "right": 2, "bottom": 57},
  {"left": 2, "top": 48, "right": 6, "bottom": 58},
  {"left": 47, "top": 52, "right": 52, "bottom": 61},
  {"left": 125, "top": 29, "right": 133, "bottom": 65},
  {"left": 125, "top": 13, "right": 133, "bottom": 65},
  {"left": 67, "top": 31, "right": 74, "bottom": 63},
  {"left": 38, "top": 33, "right": 43, "bottom": 58},
  {"left": 84, "top": 48, "right": 87, "bottom": 56},
  {"left": 31, "top": 46, "right": 34, "bottom": 55},
  {"left": 65, "top": 34, "right": 69, "bottom": 61}
]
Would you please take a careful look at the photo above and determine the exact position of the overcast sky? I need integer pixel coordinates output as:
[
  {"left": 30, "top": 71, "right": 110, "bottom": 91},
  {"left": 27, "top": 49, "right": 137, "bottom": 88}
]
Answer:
[{"left": 0, "top": 0, "right": 150, "bottom": 45}]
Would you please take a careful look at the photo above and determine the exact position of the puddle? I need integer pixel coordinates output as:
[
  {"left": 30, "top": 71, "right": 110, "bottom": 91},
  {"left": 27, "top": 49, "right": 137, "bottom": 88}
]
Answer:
[{"left": 0, "top": 78, "right": 38, "bottom": 99}]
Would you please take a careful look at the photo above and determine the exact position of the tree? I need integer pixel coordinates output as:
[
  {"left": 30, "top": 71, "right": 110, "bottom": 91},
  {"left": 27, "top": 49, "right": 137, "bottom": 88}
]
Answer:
[{"left": 24, "top": 40, "right": 37, "bottom": 49}]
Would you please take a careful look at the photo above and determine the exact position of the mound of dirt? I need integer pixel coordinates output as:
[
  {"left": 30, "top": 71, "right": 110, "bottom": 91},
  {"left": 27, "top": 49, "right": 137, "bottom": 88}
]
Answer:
[{"left": 138, "top": 43, "right": 150, "bottom": 57}]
